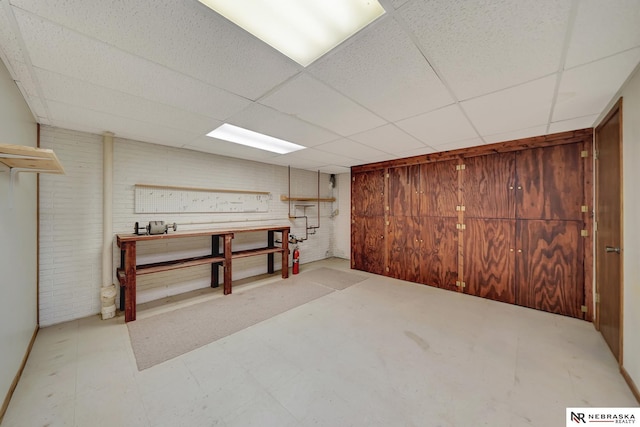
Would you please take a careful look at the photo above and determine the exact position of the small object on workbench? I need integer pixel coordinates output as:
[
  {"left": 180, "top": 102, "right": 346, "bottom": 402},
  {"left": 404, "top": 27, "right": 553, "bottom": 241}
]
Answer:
[{"left": 134, "top": 221, "right": 177, "bottom": 235}]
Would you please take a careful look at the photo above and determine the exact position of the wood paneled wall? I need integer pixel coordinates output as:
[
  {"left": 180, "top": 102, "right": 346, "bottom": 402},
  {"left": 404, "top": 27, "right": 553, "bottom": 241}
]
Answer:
[{"left": 351, "top": 129, "right": 594, "bottom": 320}]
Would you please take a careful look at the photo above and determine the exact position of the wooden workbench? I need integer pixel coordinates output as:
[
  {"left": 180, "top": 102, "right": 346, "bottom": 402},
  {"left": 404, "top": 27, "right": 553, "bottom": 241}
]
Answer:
[{"left": 116, "top": 225, "right": 290, "bottom": 322}]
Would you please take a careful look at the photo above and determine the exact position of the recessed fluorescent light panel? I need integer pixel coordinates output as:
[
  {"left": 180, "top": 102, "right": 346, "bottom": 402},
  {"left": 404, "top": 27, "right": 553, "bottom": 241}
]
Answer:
[
  {"left": 198, "top": 0, "right": 386, "bottom": 66},
  {"left": 206, "top": 123, "right": 306, "bottom": 154}
]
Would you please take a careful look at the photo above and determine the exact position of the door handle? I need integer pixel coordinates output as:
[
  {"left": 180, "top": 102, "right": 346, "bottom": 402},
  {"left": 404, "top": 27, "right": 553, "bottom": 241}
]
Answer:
[{"left": 605, "top": 246, "right": 621, "bottom": 254}]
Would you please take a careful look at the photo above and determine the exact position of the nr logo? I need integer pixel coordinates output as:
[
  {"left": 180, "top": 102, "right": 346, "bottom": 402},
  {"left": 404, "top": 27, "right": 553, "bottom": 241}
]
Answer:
[{"left": 571, "top": 412, "right": 586, "bottom": 423}]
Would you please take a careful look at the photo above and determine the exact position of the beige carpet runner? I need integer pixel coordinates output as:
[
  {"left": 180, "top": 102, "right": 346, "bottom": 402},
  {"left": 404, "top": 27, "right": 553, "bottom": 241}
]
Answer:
[{"left": 127, "top": 268, "right": 367, "bottom": 370}]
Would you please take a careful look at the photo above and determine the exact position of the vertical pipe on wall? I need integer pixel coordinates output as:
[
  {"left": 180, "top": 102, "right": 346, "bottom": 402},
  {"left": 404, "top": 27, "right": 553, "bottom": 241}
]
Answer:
[{"left": 101, "top": 132, "right": 116, "bottom": 319}]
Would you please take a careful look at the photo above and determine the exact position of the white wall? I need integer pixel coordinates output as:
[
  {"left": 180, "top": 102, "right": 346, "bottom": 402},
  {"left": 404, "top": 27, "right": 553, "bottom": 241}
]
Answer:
[
  {"left": 0, "top": 61, "right": 38, "bottom": 406},
  {"left": 333, "top": 172, "right": 351, "bottom": 259},
  {"left": 618, "top": 65, "right": 640, "bottom": 392},
  {"left": 39, "top": 128, "right": 103, "bottom": 325},
  {"left": 39, "top": 128, "right": 335, "bottom": 325}
]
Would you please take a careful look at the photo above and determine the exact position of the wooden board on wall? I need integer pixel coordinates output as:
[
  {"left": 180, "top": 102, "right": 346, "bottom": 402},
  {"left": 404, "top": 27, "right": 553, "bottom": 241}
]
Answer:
[
  {"left": 352, "top": 170, "right": 385, "bottom": 217},
  {"left": 352, "top": 216, "right": 385, "bottom": 275},
  {"left": 515, "top": 220, "right": 584, "bottom": 318},
  {"left": 390, "top": 216, "right": 423, "bottom": 282},
  {"left": 388, "top": 166, "right": 418, "bottom": 217},
  {"left": 516, "top": 144, "right": 584, "bottom": 221},
  {"left": 419, "top": 217, "right": 458, "bottom": 290},
  {"left": 420, "top": 160, "right": 458, "bottom": 217},
  {"left": 463, "top": 219, "right": 516, "bottom": 303},
  {"left": 463, "top": 153, "right": 516, "bottom": 219},
  {"left": 351, "top": 129, "right": 593, "bottom": 321}
]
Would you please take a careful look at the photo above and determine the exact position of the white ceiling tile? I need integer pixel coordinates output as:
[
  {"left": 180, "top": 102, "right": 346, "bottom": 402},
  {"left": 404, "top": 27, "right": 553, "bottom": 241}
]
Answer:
[
  {"left": 10, "top": 60, "right": 38, "bottom": 97},
  {"left": 47, "top": 101, "right": 200, "bottom": 148},
  {"left": 431, "top": 137, "right": 484, "bottom": 152},
  {"left": 390, "top": 0, "right": 411, "bottom": 9},
  {"left": 259, "top": 74, "right": 386, "bottom": 137},
  {"left": 395, "top": 146, "right": 437, "bottom": 158},
  {"left": 549, "top": 115, "right": 598, "bottom": 134},
  {"left": 566, "top": 0, "right": 640, "bottom": 68},
  {"left": 315, "top": 138, "right": 392, "bottom": 162},
  {"left": 11, "top": 8, "right": 251, "bottom": 121},
  {"left": 482, "top": 125, "right": 548, "bottom": 145},
  {"left": 310, "top": 17, "right": 453, "bottom": 121},
  {"left": 399, "top": 0, "right": 571, "bottom": 100},
  {"left": 267, "top": 155, "right": 328, "bottom": 170},
  {"left": 1, "top": 1, "right": 638, "bottom": 169},
  {"left": 10, "top": 0, "right": 301, "bottom": 100},
  {"left": 273, "top": 148, "right": 358, "bottom": 169},
  {"left": 36, "top": 68, "right": 219, "bottom": 135},
  {"left": 349, "top": 124, "right": 426, "bottom": 152},
  {"left": 0, "top": 4, "right": 26, "bottom": 65},
  {"left": 20, "top": 92, "right": 46, "bottom": 120},
  {"left": 396, "top": 105, "right": 478, "bottom": 146},
  {"left": 554, "top": 48, "right": 640, "bottom": 122},
  {"left": 317, "top": 165, "right": 351, "bottom": 174},
  {"left": 184, "top": 136, "right": 280, "bottom": 163},
  {"left": 462, "top": 75, "right": 556, "bottom": 136},
  {"left": 226, "top": 104, "right": 339, "bottom": 148}
]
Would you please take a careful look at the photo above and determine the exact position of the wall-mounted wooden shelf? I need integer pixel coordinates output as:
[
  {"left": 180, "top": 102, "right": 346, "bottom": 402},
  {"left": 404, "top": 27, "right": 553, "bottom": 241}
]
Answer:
[
  {"left": 280, "top": 195, "right": 335, "bottom": 202},
  {"left": 0, "top": 143, "right": 65, "bottom": 174}
]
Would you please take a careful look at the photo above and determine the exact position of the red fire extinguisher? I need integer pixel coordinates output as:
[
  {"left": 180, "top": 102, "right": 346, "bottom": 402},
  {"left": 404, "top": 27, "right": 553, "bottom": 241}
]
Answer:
[{"left": 292, "top": 245, "right": 300, "bottom": 275}]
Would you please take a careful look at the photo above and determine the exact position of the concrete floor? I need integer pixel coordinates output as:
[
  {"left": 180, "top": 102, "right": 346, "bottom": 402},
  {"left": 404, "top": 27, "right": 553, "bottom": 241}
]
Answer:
[{"left": 2, "top": 258, "right": 637, "bottom": 426}]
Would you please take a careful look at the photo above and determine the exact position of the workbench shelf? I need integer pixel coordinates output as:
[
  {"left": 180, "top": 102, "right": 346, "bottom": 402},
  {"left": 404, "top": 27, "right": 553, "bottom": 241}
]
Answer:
[{"left": 116, "top": 226, "right": 290, "bottom": 322}]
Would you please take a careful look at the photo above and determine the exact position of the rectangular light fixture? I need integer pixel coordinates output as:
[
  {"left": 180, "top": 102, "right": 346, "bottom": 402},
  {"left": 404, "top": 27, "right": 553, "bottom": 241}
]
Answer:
[
  {"left": 206, "top": 123, "right": 306, "bottom": 154},
  {"left": 198, "top": 0, "right": 386, "bottom": 67}
]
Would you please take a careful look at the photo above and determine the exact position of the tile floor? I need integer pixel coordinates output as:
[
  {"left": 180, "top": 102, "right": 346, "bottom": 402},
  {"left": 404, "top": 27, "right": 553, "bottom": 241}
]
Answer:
[{"left": 2, "top": 258, "right": 637, "bottom": 427}]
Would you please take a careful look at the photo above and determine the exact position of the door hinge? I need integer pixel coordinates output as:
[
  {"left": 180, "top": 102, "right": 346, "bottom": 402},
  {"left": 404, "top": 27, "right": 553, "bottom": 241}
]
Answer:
[
  {"left": 386, "top": 221, "right": 390, "bottom": 226},
  {"left": 456, "top": 164, "right": 466, "bottom": 171},
  {"left": 595, "top": 293, "right": 601, "bottom": 303},
  {"left": 456, "top": 205, "right": 466, "bottom": 211},
  {"left": 595, "top": 150, "right": 599, "bottom": 160},
  {"left": 581, "top": 150, "right": 589, "bottom": 158},
  {"left": 581, "top": 205, "right": 588, "bottom": 213},
  {"left": 581, "top": 229, "right": 589, "bottom": 237},
  {"left": 594, "top": 221, "right": 598, "bottom": 232},
  {"left": 352, "top": 176, "right": 355, "bottom": 182},
  {"left": 581, "top": 305, "right": 588, "bottom": 313},
  {"left": 456, "top": 281, "right": 466, "bottom": 288},
  {"left": 456, "top": 223, "right": 466, "bottom": 230},
  {"left": 386, "top": 173, "right": 389, "bottom": 179}
]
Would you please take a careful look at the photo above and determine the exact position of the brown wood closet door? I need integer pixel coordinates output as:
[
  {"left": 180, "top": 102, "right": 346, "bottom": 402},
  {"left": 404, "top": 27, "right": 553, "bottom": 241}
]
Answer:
[
  {"left": 352, "top": 170, "right": 385, "bottom": 217},
  {"left": 352, "top": 216, "right": 385, "bottom": 275},
  {"left": 420, "top": 160, "right": 458, "bottom": 217},
  {"left": 463, "top": 219, "right": 516, "bottom": 303},
  {"left": 595, "top": 99, "right": 622, "bottom": 362},
  {"left": 419, "top": 217, "right": 458, "bottom": 290},
  {"left": 515, "top": 220, "right": 584, "bottom": 318},
  {"left": 388, "top": 216, "right": 421, "bottom": 282},
  {"left": 389, "top": 166, "right": 420, "bottom": 217},
  {"left": 463, "top": 153, "right": 516, "bottom": 219},
  {"left": 516, "top": 144, "right": 584, "bottom": 220}
]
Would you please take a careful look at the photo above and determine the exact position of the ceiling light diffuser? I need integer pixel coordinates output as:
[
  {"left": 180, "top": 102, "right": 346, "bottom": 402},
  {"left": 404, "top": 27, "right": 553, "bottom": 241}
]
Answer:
[
  {"left": 198, "top": 0, "right": 386, "bottom": 66},
  {"left": 206, "top": 123, "right": 306, "bottom": 154}
]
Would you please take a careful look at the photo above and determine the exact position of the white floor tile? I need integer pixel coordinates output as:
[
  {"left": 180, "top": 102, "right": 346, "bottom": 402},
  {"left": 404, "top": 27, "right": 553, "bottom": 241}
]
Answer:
[{"left": 2, "top": 258, "right": 637, "bottom": 427}]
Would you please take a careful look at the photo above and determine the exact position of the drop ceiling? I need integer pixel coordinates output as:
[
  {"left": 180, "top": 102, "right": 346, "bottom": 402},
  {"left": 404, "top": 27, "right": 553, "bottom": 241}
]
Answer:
[{"left": 0, "top": 0, "right": 639, "bottom": 174}]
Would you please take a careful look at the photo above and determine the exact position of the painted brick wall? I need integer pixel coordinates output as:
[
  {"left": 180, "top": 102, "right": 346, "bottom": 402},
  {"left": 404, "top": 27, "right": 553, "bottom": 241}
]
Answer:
[
  {"left": 39, "top": 126, "right": 337, "bottom": 324},
  {"left": 333, "top": 172, "right": 351, "bottom": 259},
  {"left": 39, "top": 127, "right": 103, "bottom": 326}
]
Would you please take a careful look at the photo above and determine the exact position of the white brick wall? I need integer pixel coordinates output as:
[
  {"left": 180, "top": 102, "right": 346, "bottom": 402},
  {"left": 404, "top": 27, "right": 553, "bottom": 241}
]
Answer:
[
  {"left": 333, "top": 172, "right": 351, "bottom": 259},
  {"left": 39, "top": 127, "right": 103, "bottom": 326},
  {"left": 39, "top": 126, "right": 337, "bottom": 324}
]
